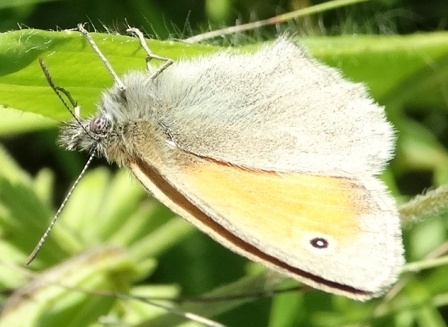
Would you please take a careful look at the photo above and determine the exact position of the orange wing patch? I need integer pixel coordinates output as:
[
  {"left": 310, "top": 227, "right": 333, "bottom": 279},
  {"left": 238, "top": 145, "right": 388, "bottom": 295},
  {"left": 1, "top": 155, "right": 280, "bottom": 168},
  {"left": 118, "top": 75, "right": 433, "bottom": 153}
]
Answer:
[
  {"left": 129, "top": 156, "right": 391, "bottom": 299},
  {"left": 181, "top": 160, "right": 376, "bottom": 244}
]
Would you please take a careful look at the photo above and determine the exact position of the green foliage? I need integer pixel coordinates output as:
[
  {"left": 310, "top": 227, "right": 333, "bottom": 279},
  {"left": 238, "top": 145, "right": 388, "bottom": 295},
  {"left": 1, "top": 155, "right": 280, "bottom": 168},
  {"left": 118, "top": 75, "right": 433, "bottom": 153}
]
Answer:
[{"left": 1, "top": 0, "right": 448, "bottom": 326}]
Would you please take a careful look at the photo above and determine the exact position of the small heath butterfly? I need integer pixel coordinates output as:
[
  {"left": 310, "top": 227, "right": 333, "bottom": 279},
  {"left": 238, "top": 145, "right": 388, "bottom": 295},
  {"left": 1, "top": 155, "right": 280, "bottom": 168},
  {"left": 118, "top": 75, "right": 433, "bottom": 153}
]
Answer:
[{"left": 41, "top": 24, "right": 405, "bottom": 300}]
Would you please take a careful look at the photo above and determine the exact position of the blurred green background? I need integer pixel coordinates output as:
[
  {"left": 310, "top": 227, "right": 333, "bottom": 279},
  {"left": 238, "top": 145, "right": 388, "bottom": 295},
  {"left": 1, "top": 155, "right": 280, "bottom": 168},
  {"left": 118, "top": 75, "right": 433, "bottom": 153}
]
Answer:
[
  {"left": 1, "top": 0, "right": 448, "bottom": 326},
  {"left": 0, "top": 0, "right": 447, "bottom": 35}
]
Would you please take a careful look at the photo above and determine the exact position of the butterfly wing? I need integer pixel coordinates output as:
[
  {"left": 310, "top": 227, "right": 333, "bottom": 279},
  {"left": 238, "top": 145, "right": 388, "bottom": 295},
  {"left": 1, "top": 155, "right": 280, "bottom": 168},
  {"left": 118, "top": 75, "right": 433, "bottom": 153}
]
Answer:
[
  {"left": 129, "top": 151, "right": 402, "bottom": 300},
  {"left": 148, "top": 38, "right": 394, "bottom": 175}
]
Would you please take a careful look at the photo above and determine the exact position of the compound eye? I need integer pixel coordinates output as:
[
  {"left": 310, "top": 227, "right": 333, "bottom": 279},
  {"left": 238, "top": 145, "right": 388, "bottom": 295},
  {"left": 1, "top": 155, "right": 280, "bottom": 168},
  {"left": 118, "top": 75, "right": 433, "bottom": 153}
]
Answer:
[{"left": 90, "top": 115, "right": 109, "bottom": 134}]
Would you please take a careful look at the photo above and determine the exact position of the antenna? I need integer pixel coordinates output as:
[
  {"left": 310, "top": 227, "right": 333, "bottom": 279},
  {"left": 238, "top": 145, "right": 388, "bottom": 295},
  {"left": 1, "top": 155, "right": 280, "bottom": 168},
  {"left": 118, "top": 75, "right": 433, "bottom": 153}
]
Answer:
[
  {"left": 28, "top": 24, "right": 173, "bottom": 263},
  {"left": 27, "top": 153, "right": 95, "bottom": 265},
  {"left": 39, "top": 59, "right": 96, "bottom": 140},
  {"left": 27, "top": 55, "right": 100, "bottom": 264}
]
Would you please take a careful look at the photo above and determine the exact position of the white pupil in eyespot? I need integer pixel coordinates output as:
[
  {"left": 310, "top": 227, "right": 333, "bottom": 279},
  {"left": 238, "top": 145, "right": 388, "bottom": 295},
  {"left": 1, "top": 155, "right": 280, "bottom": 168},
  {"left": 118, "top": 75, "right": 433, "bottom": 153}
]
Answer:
[{"left": 310, "top": 237, "right": 328, "bottom": 249}]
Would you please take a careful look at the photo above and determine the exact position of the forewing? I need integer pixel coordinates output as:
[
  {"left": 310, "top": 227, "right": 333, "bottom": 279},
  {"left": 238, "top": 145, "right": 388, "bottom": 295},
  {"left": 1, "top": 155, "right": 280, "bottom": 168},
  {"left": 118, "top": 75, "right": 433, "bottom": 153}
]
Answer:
[{"left": 129, "top": 154, "right": 403, "bottom": 300}]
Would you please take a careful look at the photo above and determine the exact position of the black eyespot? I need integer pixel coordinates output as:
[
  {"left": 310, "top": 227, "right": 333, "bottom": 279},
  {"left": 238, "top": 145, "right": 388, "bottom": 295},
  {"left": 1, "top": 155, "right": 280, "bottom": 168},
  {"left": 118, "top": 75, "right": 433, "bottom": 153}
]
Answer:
[
  {"left": 310, "top": 237, "right": 329, "bottom": 249},
  {"left": 90, "top": 115, "right": 109, "bottom": 134}
]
